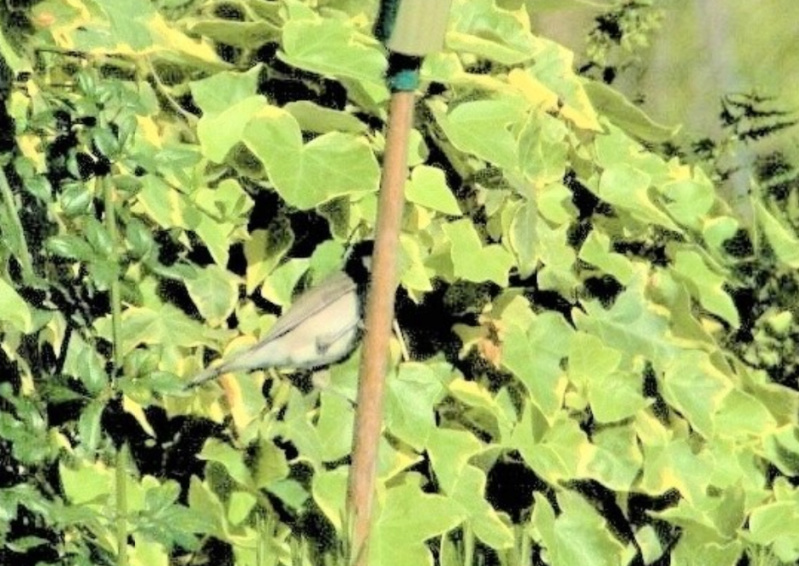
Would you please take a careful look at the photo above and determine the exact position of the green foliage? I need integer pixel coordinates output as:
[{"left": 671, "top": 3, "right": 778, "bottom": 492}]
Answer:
[
  {"left": 582, "top": 0, "right": 664, "bottom": 81},
  {"left": 0, "top": 1, "right": 798, "bottom": 566}
]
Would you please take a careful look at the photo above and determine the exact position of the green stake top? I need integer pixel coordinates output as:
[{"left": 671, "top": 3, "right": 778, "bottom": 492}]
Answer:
[{"left": 374, "top": 0, "right": 452, "bottom": 57}]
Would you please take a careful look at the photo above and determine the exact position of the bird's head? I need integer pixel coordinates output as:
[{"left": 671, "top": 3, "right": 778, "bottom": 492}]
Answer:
[{"left": 344, "top": 240, "right": 374, "bottom": 287}]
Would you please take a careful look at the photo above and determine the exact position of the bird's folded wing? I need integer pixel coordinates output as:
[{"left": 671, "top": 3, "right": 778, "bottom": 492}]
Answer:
[{"left": 260, "top": 271, "right": 357, "bottom": 342}]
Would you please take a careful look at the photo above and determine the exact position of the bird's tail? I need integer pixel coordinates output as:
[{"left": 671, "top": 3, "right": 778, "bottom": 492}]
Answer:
[{"left": 185, "top": 365, "right": 223, "bottom": 389}]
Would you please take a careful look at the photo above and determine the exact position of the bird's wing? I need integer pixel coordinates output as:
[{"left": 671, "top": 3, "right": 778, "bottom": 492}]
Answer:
[
  {"left": 184, "top": 271, "right": 359, "bottom": 388},
  {"left": 260, "top": 270, "right": 357, "bottom": 342}
]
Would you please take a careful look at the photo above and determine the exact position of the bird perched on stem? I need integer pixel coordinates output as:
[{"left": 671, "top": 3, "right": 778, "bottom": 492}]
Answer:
[{"left": 186, "top": 241, "right": 373, "bottom": 389}]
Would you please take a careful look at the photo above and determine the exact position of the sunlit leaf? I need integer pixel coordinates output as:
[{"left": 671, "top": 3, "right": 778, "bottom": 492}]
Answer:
[
  {"left": 371, "top": 478, "right": 466, "bottom": 566},
  {"left": 0, "top": 278, "right": 34, "bottom": 333},
  {"left": 197, "top": 95, "right": 266, "bottom": 163},
  {"left": 443, "top": 219, "right": 515, "bottom": 285},
  {"left": 584, "top": 79, "right": 680, "bottom": 142},
  {"left": 448, "top": 0, "right": 543, "bottom": 65},
  {"left": 95, "top": 305, "right": 217, "bottom": 356},
  {"left": 405, "top": 165, "right": 462, "bottom": 216},
  {"left": 597, "top": 163, "right": 681, "bottom": 231},
  {"left": 672, "top": 249, "right": 740, "bottom": 327},
  {"left": 386, "top": 363, "right": 446, "bottom": 450},
  {"left": 243, "top": 107, "right": 380, "bottom": 210},
  {"left": 284, "top": 100, "right": 367, "bottom": 134},
  {"left": 532, "top": 491, "right": 627, "bottom": 566},
  {"left": 755, "top": 199, "right": 799, "bottom": 268},
  {"left": 502, "top": 312, "right": 572, "bottom": 421},
  {"left": 427, "top": 428, "right": 484, "bottom": 494},
  {"left": 450, "top": 466, "right": 514, "bottom": 549},
  {"left": 578, "top": 230, "right": 636, "bottom": 285},
  {"left": 198, "top": 439, "right": 253, "bottom": 488},
  {"left": 574, "top": 275, "right": 677, "bottom": 365},
  {"left": 184, "top": 265, "right": 240, "bottom": 327},
  {"left": 281, "top": 14, "right": 387, "bottom": 104},
  {"left": 431, "top": 97, "right": 524, "bottom": 172}
]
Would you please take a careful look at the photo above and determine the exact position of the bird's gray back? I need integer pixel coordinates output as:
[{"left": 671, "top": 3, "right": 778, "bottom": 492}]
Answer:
[{"left": 262, "top": 270, "right": 357, "bottom": 342}]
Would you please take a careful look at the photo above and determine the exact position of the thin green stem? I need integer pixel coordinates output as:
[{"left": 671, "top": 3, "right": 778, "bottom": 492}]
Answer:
[
  {"left": 0, "top": 166, "right": 34, "bottom": 280},
  {"left": 103, "top": 176, "right": 128, "bottom": 566},
  {"left": 115, "top": 444, "right": 129, "bottom": 566},
  {"left": 145, "top": 57, "right": 198, "bottom": 126},
  {"left": 518, "top": 524, "right": 531, "bottom": 566},
  {"left": 102, "top": 177, "right": 123, "bottom": 372},
  {"left": 463, "top": 524, "right": 474, "bottom": 566}
]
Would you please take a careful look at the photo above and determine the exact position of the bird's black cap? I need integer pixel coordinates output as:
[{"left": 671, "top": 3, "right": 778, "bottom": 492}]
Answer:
[{"left": 344, "top": 240, "right": 374, "bottom": 293}]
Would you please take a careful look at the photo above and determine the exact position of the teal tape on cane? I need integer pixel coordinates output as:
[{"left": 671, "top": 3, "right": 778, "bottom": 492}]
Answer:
[{"left": 388, "top": 69, "right": 420, "bottom": 92}]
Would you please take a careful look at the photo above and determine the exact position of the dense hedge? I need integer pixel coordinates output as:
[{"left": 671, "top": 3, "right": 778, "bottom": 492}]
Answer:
[{"left": 1, "top": 1, "right": 798, "bottom": 565}]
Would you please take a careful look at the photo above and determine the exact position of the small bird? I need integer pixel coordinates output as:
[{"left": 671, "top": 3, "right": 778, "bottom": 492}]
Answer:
[{"left": 186, "top": 241, "right": 373, "bottom": 388}]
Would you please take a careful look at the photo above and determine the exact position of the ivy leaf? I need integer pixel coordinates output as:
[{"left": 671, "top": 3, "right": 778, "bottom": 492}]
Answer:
[
  {"left": 59, "top": 460, "right": 113, "bottom": 506},
  {"left": 573, "top": 274, "right": 677, "bottom": 365},
  {"left": 525, "top": 43, "right": 602, "bottom": 132},
  {"left": 280, "top": 15, "right": 387, "bottom": 104},
  {"left": 198, "top": 439, "right": 253, "bottom": 489},
  {"left": 450, "top": 466, "right": 514, "bottom": 550},
  {"left": 659, "top": 177, "right": 715, "bottom": 228},
  {"left": 385, "top": 363, "right": 445, "bottom": 450},
  {"left": 509, "top": 198, "right": 538, "bottom": 277},
  {"left": 244, "top": 223, "right": 293, "bottom": 295},
  {"left": 194, "top": 178, "right": 254, "bottom": 222},
  {"left": 77, "top": 400, "right": 104, "bottom": 455},
  {"left": 443, "top": 219, "right": 515, "bottom": 285},
  {"left": 578, "top": 230, "right": 635, "bottom": 285},
  {"left": 46, "top": 235, "right": 95, "bottom": 261},
  {"left": 569, "top": 332, "right": 647, "bottom": 424},
  {"left": 585, "top": 426, "right": 643, "bottom": 491},
  {"left": 638, "top": 437, "right": 713, "bottom": 505},
  {"left": 512, "top": 408, "right": 590, "bottom": 483},
  {"left": 0, "top": 277, "right": 33, "bottom": 333},
  {"left": 197, "top": 95, "right": 266, "bottom": 163},
  {"left": 243, "top": 107, "right": 380, "bottom": 210},
  {"left": 755, "top": 199, "right": 799, "bottom": 268},
  {"left": 532, "top": 491, "right": 627, "bottom": 566},
  {"left": 313, "top": 467, "right": 348, "bottom": 531},
  {"left": 284, "top": 101, "right": 367, "bottom": 134},
  {"left": 370, "top": 478, "right": 466, "bottom": 566},
  {"left": 502, "top": 312, "right": 571, "bottom": 421},
  {"left": 536, "top": 221, "right": 580, "bottom": 293},
  {"left": 95, "top": 305, "right": 215, "bottom": 356},
  {"left": 188, "top": 20, "right": 279, "bottom": 49},
  {"left": 597, "top": 163, "right": 681, "bottom": 231},
  {"left": 536, "top": 181, "right": 573, "bottom": 225},
  {"left": 431, "top": 98, "right": 524, "bottom": 172},
  {"left": 427, "top": 428, "right": 484, "bottom": 494},
  {"left": 315, "top": 393, "right": 354, "bottom": 463},
  {"left": 265, "top": 479, "right": 309, "bottom": 512},
  {"left": 192, "top": 212, "right": 236, "bottom": 268},
  {"left": 584, "top": 79, "right": 680, "bottom": 142},
  {"left": 448, "top": 378, "right": 509, "bottom": 440},
  {"left": 63, "top": 334, "right": 108, "bottom": 395},
  {"left": 405, "top": 165, "right": 462, "bottom": 216},
  {"left": 748, "top": 499, "right": 799, "bottom": 551},
  {"left": 398, "top": 235, "right": 433, "bottom": 297},
  {"left": 448, "top": 0, "right": 542, "bottom": 65},
  {"left": 672, "top": 249, "right": 740, "bottom": 327},
  {"left": 184, "top": 265, "right": 240, "bottom": 327},
  {"left": 662, "top": 351, "right": 731, "bottom": 437},
  {"left": 715, "top": 389, "right": 777, "bottom": 438},
  {"left": 227, "top": 491, "right": 256, "bottom": 526},
  {"left": 252, "top": 440, "right": 290, "bottom": 490}
]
